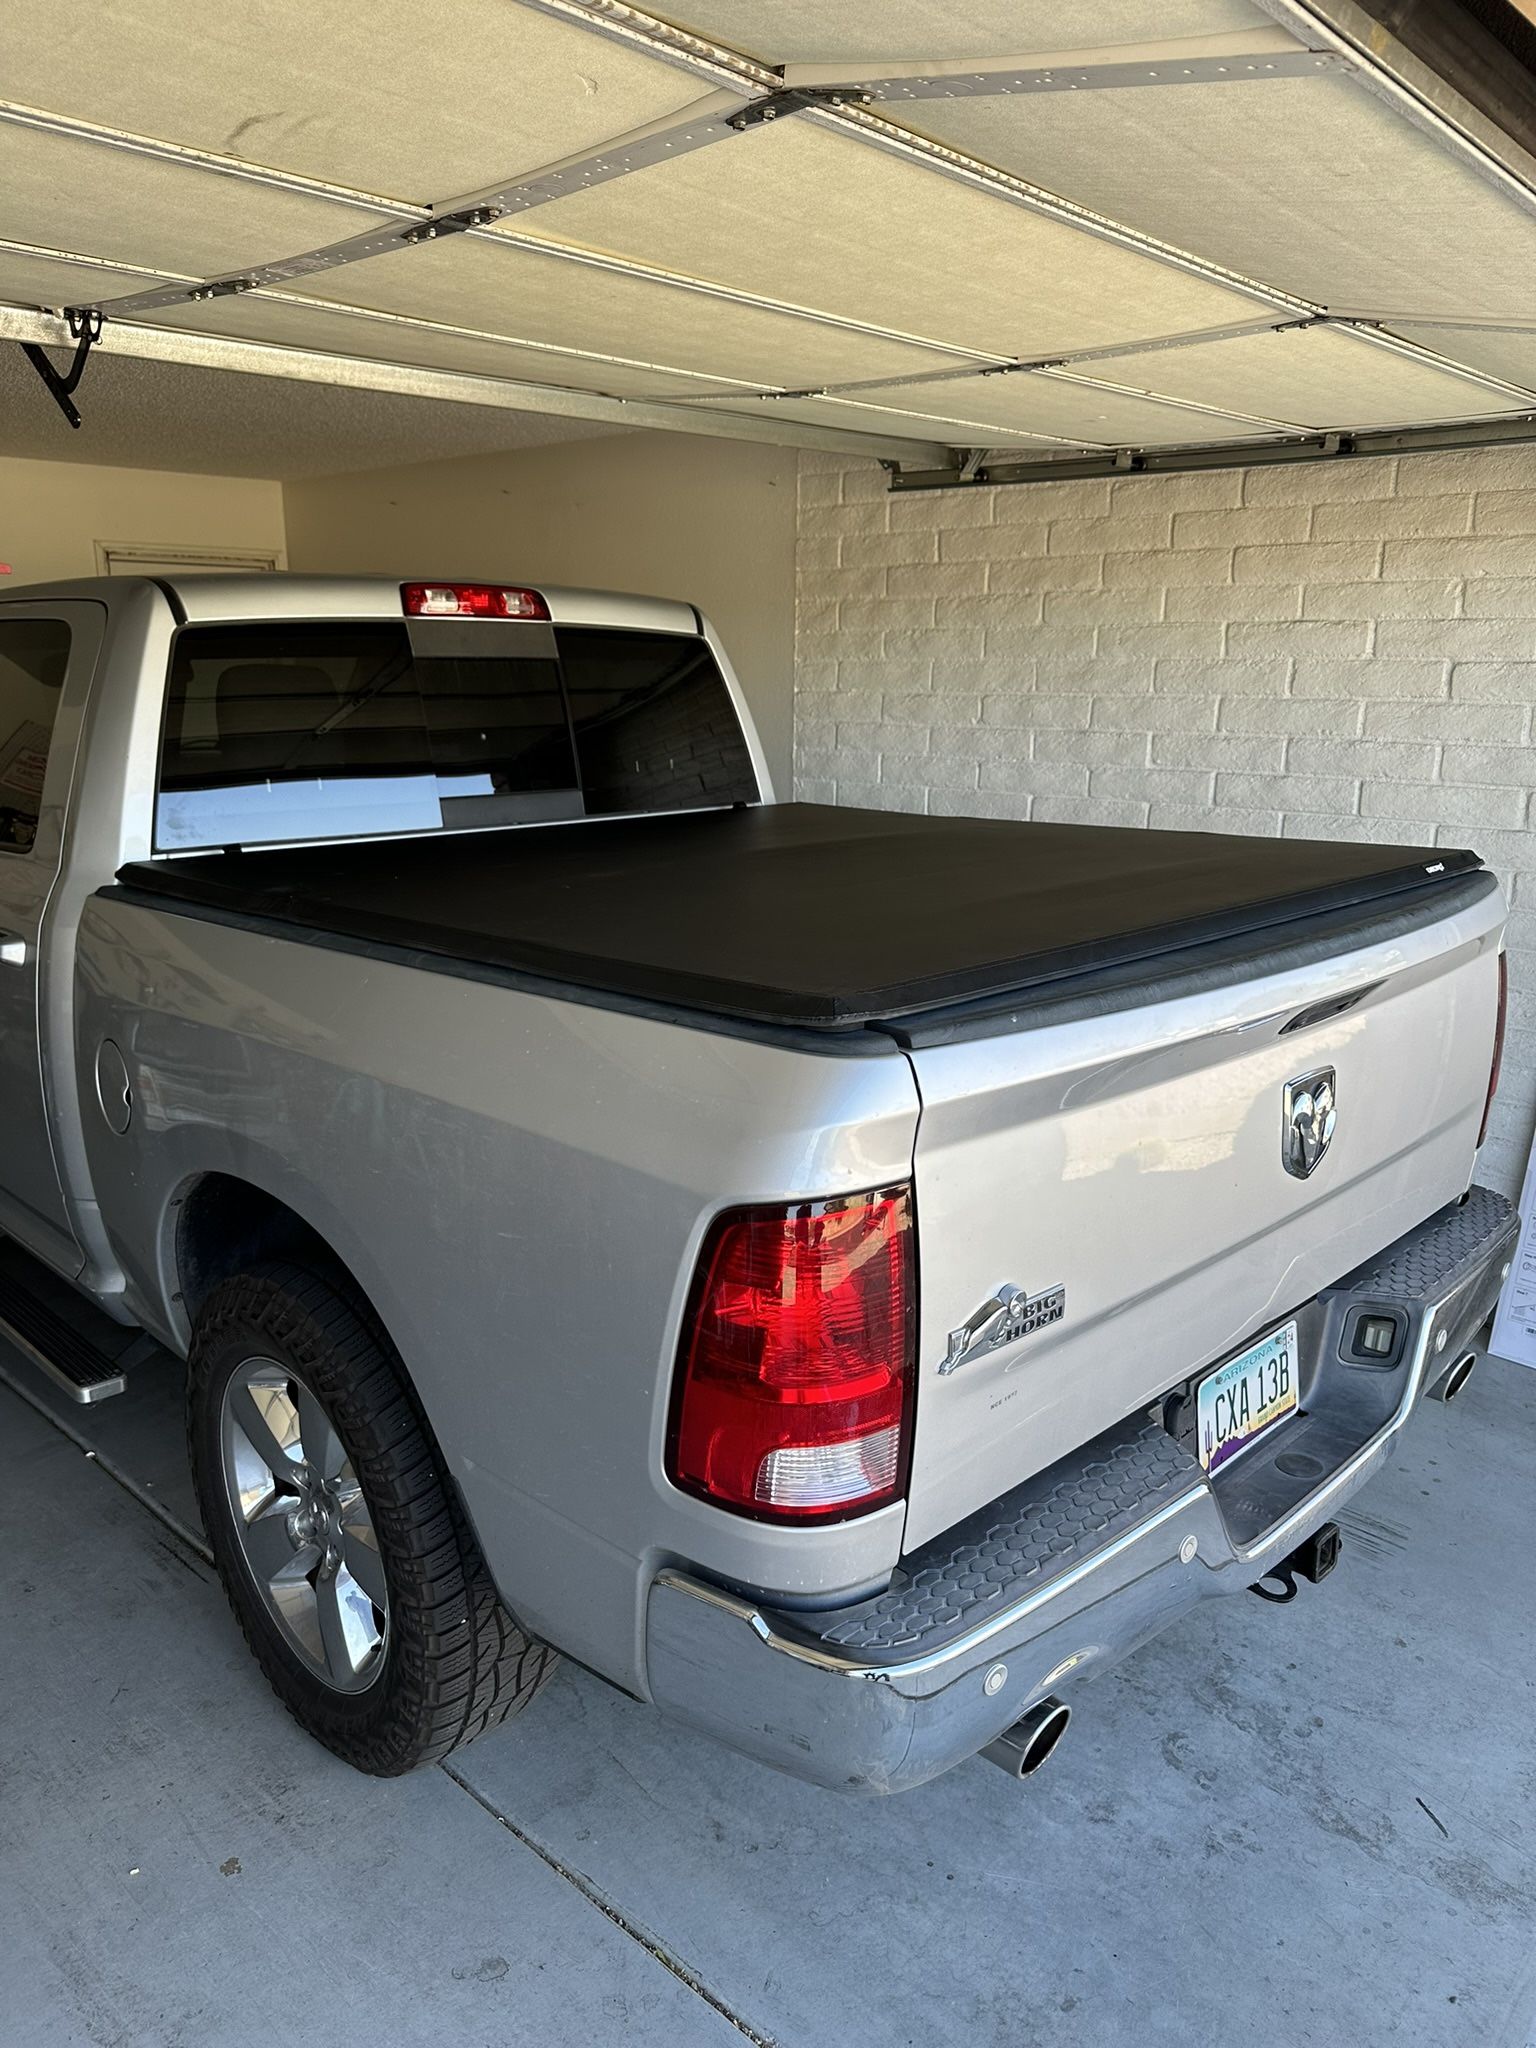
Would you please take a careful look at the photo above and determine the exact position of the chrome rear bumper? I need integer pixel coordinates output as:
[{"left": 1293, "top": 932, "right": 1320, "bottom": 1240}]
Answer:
[{"left": 645, "top": 1187, "right": 1516, "bottom": 1793}]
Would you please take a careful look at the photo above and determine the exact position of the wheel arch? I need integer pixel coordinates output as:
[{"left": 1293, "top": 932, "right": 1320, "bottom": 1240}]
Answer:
[
  {"left": 172, "top": 1171, "right": 357, "bottom": 1324},
  {"left": 156, "top": 1163, "right": 513, "bottom": 1635},
  {"left": 167, "top": 1169, "right": 483, "bottom": 1547}
]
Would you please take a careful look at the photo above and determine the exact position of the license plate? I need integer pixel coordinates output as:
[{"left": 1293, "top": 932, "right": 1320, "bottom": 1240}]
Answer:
[{"left": 1197, "top": 1320, "right": 1298, "bottom": 1473}]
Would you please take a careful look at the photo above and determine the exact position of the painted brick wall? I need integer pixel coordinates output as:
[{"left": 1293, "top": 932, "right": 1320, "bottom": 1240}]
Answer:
[{"left": 793, "top": 445, "right": 1536, "bottom": 1197}]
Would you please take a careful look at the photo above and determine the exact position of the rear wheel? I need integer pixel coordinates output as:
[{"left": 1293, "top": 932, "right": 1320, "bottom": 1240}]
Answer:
[{"left": 187, "top": 1262, "right": 554, "bottom": 1774}]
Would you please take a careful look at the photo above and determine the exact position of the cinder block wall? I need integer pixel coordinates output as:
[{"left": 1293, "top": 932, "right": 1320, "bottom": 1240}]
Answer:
[{"left": 793, "top": 446, "right": 1536, "bottom": 1197}]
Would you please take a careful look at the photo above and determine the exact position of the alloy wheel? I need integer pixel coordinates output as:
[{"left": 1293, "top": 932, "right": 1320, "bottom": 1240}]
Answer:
[{"left": 218, "top": 1359, "right": 389, "bottom": 1693}]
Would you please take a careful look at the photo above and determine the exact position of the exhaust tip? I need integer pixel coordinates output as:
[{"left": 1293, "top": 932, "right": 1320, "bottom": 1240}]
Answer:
[
  {"left": 980, "top": 1696, "right": 1072, "bottom": 1780},
  {"left": 1432, "top": 1350, "right": 1478, "bottom": 1404}
]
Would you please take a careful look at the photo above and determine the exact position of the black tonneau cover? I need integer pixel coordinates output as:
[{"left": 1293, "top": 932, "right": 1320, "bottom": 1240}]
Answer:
[{"left": 116, "top": 803, "right": 1480, "bottom": 1031}]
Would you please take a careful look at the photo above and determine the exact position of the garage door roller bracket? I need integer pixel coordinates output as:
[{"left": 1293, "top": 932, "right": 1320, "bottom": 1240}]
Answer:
[{"left": 20, "top": 307, "right": 103, "bottom": 431}]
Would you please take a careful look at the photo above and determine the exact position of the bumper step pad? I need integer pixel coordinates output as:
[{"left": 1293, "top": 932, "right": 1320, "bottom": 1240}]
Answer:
[
  {"left": 803, "top": 1419, "right": 1200, "bottom": 1659},
  {"left": 1339, "top": 1183, "right": 1514, "bottom": 1302}
]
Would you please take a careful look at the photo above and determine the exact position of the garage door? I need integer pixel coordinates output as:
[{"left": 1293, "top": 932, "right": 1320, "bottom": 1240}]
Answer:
[{"left": 2, "top": 0, "right": 1534, "bottom": 477}]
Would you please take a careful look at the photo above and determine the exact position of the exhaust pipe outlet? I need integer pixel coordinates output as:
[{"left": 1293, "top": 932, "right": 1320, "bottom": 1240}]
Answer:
[
  {"left": 1431, "top": 1350, "right": 1478, "bottom": 1404},
  {"left": 980, "top": 1696, "right": 1071, "bottom": 1780}
]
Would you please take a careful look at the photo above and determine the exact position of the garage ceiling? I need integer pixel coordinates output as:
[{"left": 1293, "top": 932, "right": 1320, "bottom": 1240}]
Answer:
[{"left": 2, "top": 0, "right": 1535, "bottom": 479}]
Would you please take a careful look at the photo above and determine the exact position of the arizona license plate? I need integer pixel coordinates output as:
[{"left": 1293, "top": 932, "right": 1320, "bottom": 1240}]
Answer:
[{"left": 1197, "top": 1320, "right": 1298, "bottom": 1473}]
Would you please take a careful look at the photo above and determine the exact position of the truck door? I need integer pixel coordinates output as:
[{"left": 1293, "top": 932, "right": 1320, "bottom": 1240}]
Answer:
[{"left": 0, "top": 603, "right": 104, "bottom": 1268}]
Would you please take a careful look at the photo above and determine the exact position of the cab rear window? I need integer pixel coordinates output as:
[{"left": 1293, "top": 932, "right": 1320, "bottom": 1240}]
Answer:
[{"left": 156, "top": 619, "right": 758, "bottom": 851}]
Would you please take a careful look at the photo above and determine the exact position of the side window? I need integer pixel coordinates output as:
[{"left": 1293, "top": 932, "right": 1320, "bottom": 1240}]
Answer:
[{"left": 0, "top": 619, "right": 71, "bottom": 856}]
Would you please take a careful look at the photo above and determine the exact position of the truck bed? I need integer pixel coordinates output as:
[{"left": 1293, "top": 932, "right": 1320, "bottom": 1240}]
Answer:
[{"left": 114, "top": 802, "right": 1480, "bottom": 1031}]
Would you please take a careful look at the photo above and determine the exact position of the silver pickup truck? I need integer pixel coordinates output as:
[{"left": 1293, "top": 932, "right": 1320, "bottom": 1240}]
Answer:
[{"left": 0, "top": 574, "right": 1516, "bottom": 1792}]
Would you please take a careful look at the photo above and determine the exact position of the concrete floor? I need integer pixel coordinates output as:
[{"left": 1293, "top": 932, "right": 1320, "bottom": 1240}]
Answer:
[{"left": 3, "top": 1341, "right": 1534, "bottom": 2048}]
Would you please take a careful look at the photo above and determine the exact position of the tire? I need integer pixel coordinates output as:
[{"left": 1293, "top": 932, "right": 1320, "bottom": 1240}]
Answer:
[{"left": 187, "top": 1261, "right": 555, "bottom": 1775}]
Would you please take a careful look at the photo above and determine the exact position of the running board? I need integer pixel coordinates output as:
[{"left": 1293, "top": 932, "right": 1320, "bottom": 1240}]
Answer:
[{"left": 0, "top": 1238, "right": 154, "bottom": 1403}]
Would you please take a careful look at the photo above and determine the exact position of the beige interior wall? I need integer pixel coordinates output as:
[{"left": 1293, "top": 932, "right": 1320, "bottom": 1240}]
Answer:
[
  {"left": 282, "top": 430, "right": 798, "bottom": 790},
  {"left": 0, "top": 456, "right": 286, "bottom": 586}
]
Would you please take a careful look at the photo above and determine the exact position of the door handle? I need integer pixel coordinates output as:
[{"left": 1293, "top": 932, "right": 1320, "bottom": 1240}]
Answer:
[{"left": 0, "top": 931, "right": 26, "bottom": 966}]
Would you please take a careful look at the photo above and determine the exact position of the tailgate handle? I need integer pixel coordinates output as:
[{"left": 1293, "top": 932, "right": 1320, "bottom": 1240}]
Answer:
[{"left": 1279, "top": 980, "right": 1381, "bottom": 1034}]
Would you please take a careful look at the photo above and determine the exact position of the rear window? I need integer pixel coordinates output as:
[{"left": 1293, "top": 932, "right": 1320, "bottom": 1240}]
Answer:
[{"left": 156, "top": 619, "right": 758, "bottom": 852}]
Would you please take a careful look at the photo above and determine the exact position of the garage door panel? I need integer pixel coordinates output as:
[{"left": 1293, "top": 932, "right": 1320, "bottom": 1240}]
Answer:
[
  {"left": 698, "top": 374, "right": 1279, "bottom": 448},
  {"left": 677, "top": 390, "right": 1071, "bottom": 447},
  {"left": 0, "top": 1, "right": 706, "bottom": 204},
  {"left": 1089, "top": 325, "right": 1530, "bottom": 429},
  {"left": 649, "top": 0, "right": 1269, "bottom": 65},
  {"left": 1384, "top": 325, "right": 1536, "bottom": 395},
  {"left": 923, "top": 372, "right": 1285, "bottom": 444},
  {"left": 294, "top": 232, "right": 981, "bottom": 390},
  {"left": 0, "top": 247, "right": 170, "bottom": 311},
  {"left": 0, "top": 3, "right": 1528, "bottom": 469},
  {"left": 904, "top": 75, "right": 1536, "bottom": 321},
  {"left": 158, "top": 292, "right": 762, "bottom": 401},
  {"left": 513, "top": 118, "right": 1270, "bottom": 358},
  {"left": 0, "top": 125, "right": 399, "bottom": 282}
]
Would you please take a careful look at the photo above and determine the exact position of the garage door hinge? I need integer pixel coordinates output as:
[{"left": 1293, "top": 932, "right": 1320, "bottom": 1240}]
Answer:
[
  {"left": 399, "top": 206, "right": 504, "bottom": 244},
  {"left": 727, "top": 86, "right": 872, "bottom": 129},
  {"left": 19, "top": 307, "right": 103, "bottom": 432},
  {"left": 186, "top": 277, "right": 260, "bottom": 302}
]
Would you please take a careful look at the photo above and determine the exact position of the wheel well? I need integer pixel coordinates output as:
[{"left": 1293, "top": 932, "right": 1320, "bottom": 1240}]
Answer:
[{"left": 175, "top": 1174, "right": 345, "bottom": 1322}]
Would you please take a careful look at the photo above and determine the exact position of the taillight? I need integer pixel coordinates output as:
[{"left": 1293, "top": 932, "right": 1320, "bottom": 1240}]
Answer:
[
  {"left": 401, "top": 581, "right": 549, "bottom": 620},
  {"left": 668, "top": 1186, "right": 916, "bottom": 1523},
  {"left": 1478, "top": 952, "right": 1508, "bottom": 1147}
]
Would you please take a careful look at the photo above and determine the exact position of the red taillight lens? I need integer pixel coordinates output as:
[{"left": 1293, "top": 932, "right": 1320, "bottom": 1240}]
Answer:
[
  {"left": 1478, "top": 951, "right": 1508, "bottom": 1147},
  {"left": 401, "top": 581, "right": 549, "bottom": 620},
  {"left": 668, "top": 1187, "right": 916, "bottom": 1523}
]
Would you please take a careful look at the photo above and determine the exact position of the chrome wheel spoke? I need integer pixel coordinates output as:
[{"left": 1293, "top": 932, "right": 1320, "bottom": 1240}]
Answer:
[
  {"left": 340, "top": 1521, "right": 388, "bottom": 1611},
  {"left": 315, "top": 1564, "right": 383, "bottom": 1683},
  {"left": 228, "top": 1381, "right": 299, "bottom": 1483},
  {"left": 270, "top": 1571, "right": 325, "bottom": 1669},
  {"left": 295, "top": 1386, "right": 344, "bottom": 1483},
  {"left": 241, "top": 1503, "right": 300, "bottom": 1584},
  {"left": 313, "top": 1569, "right": 354, "bottom": 1683}
]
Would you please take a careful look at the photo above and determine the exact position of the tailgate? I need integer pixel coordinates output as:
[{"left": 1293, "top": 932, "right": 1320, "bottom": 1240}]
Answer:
[{"left": 899, "top": 875, "right": 1504, "bottom": 1551}]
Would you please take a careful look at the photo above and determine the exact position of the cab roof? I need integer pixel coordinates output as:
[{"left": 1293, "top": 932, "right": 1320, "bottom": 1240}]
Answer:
[{"left": 0, "top": 573, "right": 700, "bottom": 635}]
